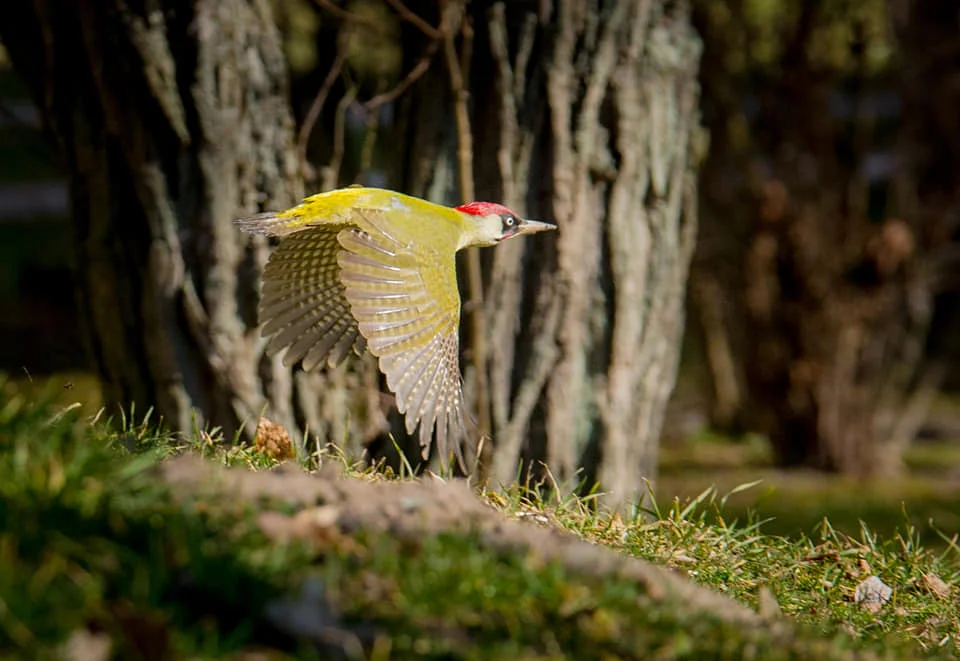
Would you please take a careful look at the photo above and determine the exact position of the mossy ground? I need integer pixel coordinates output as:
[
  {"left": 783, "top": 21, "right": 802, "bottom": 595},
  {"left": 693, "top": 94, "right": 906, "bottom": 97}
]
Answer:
[{"left": 2, "top": 378, "right": 959, "bottom": 659}]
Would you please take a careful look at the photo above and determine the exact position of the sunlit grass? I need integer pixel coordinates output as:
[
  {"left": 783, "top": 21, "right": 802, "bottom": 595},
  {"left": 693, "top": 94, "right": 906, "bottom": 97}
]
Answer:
[
  {"left": 1, "top": 378, "right": 959, "bottom": 658},
  {"left": 487, "top": 481, "right": 960, "bottom": 657},
  {"left": 658, "top": 432, "right": 960, "bottom": 549}
]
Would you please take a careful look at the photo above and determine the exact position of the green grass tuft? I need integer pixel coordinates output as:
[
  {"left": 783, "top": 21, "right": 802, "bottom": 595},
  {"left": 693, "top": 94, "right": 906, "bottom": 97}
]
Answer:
[{"left": 0, "top": 385, "right": 313, "bottom": 658}]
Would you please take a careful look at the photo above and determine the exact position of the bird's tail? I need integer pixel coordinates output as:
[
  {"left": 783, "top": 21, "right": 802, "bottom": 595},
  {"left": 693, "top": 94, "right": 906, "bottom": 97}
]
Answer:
[{"left": 234, "top": 211, "right": 305, "bottom": 237}]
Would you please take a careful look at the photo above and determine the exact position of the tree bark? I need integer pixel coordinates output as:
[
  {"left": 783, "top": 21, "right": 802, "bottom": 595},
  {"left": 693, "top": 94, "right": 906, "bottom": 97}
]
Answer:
[
  {"left": 392, "top": 0, "right": 702, "bottom": 507},
  {"left": 0, "top": 0, "right": 383, "bottom": 449}
]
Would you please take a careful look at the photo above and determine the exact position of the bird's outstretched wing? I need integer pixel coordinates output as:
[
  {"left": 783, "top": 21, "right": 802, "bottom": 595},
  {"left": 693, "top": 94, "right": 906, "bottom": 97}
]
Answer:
[
  {"left": 336, "top": 210, "right": 469, "bottom": 469},
  {"left": 258, "top": 227, "right": 366, "bottom": 370}
]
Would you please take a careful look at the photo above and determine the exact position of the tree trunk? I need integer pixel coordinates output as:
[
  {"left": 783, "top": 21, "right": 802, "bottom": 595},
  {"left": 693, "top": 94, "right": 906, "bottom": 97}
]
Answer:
[
  {"left": 890, "top": 0, "right": 959, "bottom": 407},
  {"left": 392, "top": 0, "right": 702, "bottom": 507},
  {"left": 691, "top": 0, "right": 936, "bottom": 475},
  {"left": 0, "top": 0, "right": 384, "bottom": 449},
  {"left": 880, "top": 0, "right": 960, "bottom": 476}
]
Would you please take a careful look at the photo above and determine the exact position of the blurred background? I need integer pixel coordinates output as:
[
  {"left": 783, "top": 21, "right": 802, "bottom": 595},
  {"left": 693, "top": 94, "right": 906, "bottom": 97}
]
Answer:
[{"left": 1, "top": 0, "right": 959, "bottom": 544}]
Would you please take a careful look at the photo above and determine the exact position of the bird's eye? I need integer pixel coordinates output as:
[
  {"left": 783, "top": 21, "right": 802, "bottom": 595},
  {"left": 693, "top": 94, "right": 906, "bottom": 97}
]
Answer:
[{"left": 503, "top": 214, "right": 517, "bottom": 229}]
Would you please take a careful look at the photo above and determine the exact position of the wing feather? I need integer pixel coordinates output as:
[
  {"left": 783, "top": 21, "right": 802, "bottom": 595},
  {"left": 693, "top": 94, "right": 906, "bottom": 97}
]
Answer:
[
  {"left": 406, "top": 340, "right": 446, "bottom": 434},
  {"left": 300, "top": 326, "right": 346, "bottom": 372},
  {"left": 244, "top": 202, "right": 473, "bottom": 468},
  {"left": 260, "top": 290, "right": 332, "bottom": 332},
  {"left": 257, "top": 227, "right": 363, "bottom": 369},
  {"left": 327, "top": 324, "right": 360, "bottom": 367},
  {"left": 336, "top": 220, "right": 470, "bottom": 467},
  {"left": 365, "top": 315, "right": 443, "bottom": 357},
  {"left": 268, "top": 309, "right": 337, "bottom": 359},
  {"left": 396, "top": 338, "right": 442, "bottom": 429}
]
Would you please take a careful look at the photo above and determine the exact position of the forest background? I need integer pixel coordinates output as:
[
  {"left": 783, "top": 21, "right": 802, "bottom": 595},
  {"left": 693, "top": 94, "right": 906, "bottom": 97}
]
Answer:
[{"left": 1, "top": 0, "right": 959, "bottom": 543}]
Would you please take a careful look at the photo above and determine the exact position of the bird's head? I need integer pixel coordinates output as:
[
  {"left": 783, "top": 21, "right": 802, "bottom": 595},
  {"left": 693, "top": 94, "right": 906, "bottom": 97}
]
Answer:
[{"left": 455, "top": 201, "right": 556, "bottom": 249}]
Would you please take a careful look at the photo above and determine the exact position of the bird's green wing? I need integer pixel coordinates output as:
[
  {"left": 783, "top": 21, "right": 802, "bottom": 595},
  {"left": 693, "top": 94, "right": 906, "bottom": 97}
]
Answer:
[
  {"left": 336, "top": 212, "right": 469, "bottom": 469},
  {"left": 258, "top": 227, "right": 366, "bottom": 370}
]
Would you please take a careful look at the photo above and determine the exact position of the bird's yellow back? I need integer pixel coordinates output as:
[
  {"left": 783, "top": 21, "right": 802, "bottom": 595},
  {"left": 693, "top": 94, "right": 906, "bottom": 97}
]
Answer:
[{"left": 251, "top": 187, "right": 467, "bottom": 248}]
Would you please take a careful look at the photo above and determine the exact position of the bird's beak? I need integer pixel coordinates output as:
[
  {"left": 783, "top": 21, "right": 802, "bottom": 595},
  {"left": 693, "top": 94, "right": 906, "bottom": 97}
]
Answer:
[{"left": 517, "top": 219, "right": 557, "bottom": 236}]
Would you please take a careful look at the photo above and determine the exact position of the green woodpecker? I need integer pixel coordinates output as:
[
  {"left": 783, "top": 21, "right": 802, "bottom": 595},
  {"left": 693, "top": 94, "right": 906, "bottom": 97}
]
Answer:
[{"left": 236, "top": 186, "right": 555, "bottom": 467}]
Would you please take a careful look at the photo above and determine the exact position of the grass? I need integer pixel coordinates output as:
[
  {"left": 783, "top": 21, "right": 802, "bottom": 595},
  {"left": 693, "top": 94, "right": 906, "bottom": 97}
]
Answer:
[
  {"left": 1, "top": 383, "right": 960, "bottom": 658},
  {"left": 509, "top": 488, "right": 960, "bottom": 657},
  {"left": 659, "top": 434, "right": 960, "bottom": 549}
]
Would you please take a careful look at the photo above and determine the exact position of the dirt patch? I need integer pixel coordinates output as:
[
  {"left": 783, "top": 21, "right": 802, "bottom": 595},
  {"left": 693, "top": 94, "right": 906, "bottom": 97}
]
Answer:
[{"left": 161, "top": 456, "right": 769, "bottom": 626}]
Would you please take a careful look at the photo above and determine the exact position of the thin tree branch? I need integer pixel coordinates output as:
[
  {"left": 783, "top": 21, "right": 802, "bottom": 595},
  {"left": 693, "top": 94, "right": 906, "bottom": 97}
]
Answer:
[
  {"left": 297, "top": 53, "right": 344, "bottom": 180},
  {"left": 384, "top": 0, "right": 441, "bottom": 39},
  {"left": 512, "top": 12, "right": 537, "bottom": 101},
  {"left": 356, "top": 94, "right": 380, "bottom": 181},
  {"left": 442, "top": 0, "right": 491, "bottom": 452},
  {"left": 486, "top": 2, "right": 523, "bottom": 441},
  {"left": 879, "top": 362, "right": 944, "bottom": 473},
  {"left": 321, "top": 84, "right": 357, "bottom": 192},
  {"left": 493, "top": 290, "right": 563, "bottom": 484},
  {"left": 363, "top": 38, "right": 442, "bottom": 111},
  {"left": 310, "top": 0, "right": 380, "bottom": 29}
]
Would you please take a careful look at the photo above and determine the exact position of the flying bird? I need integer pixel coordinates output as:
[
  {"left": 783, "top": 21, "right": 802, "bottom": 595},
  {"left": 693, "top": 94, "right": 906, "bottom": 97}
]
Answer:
[{"left": 236, "top": 186, "right": 555, "bottom": 468}]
